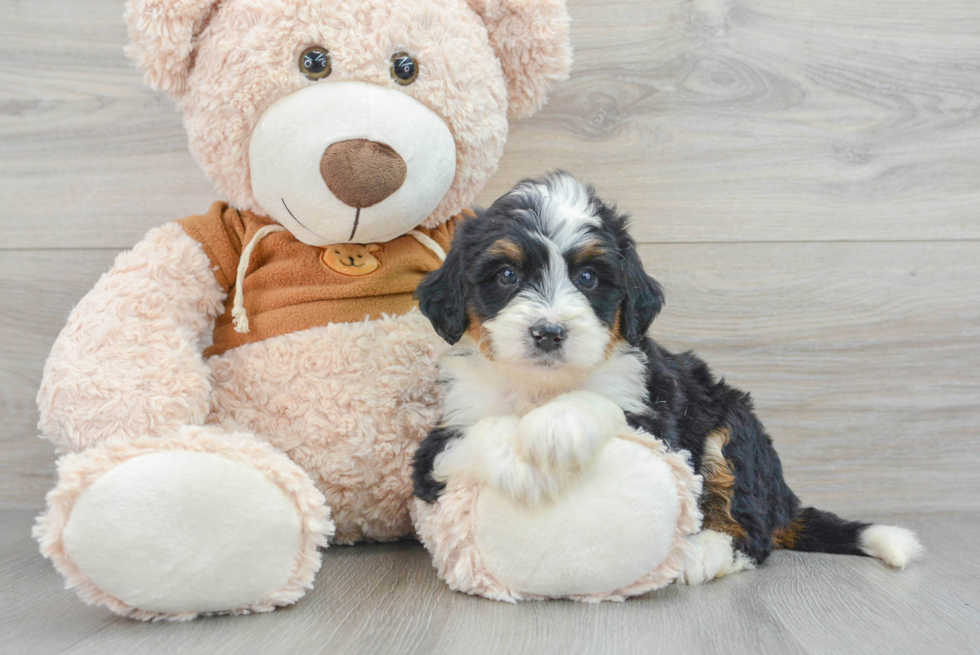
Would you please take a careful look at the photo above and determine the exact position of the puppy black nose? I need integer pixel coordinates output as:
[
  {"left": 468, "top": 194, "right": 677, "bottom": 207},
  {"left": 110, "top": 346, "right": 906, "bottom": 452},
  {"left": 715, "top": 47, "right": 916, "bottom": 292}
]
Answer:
[{"left": 530, "top": 323, "right": 566, "bottom": 352}]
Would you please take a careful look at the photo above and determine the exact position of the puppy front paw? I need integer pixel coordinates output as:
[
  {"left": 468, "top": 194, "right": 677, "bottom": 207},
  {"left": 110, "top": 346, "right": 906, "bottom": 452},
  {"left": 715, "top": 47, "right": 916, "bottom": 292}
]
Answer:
[
  {"left": 433, "top": 415, "right": 521, "bottom": 487},
  {"left": 432, "top": 415, "right": 562, "bottom": 505},
  {"left": 516, "top": 391, "right": 628, "bottom": 476}
]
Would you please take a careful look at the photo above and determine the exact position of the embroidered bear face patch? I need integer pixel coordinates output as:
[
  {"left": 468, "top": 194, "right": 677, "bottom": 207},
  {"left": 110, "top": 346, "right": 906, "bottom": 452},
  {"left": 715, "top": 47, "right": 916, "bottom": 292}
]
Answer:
[{"left": 321, "top": 243, "right": 382, "bottom": 276}]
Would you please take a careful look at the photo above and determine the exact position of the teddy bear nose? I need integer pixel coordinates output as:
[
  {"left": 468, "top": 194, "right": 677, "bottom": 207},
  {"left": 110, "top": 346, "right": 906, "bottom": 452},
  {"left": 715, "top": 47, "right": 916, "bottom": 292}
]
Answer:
[{"left": 320, "top": 139, "right": 408, "bottom": 209}]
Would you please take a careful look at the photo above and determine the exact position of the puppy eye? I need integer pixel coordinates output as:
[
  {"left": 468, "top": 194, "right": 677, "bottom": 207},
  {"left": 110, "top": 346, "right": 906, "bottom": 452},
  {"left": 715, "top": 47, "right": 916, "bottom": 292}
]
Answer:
[
  {"left": 497, "top": 267, "right": 520, "bottom": 286},
  {"left": 575, "top": 269, "right": 598, "bottom": 289},
  {"left": 390, "top": 52, "right": 419, "bottom": 85},
  {"left": 300, "top": 47, "right": 332, "bottom": 80}
]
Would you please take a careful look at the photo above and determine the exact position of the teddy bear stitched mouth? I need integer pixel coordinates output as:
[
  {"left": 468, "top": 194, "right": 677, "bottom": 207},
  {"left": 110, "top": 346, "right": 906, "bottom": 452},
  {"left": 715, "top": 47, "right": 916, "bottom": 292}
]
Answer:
[
  {"left": 280, "top": 197, "right": 361, "bottom": 241},
  {"left": 280, "top": 139, "right": 412, "bottom": 243}
]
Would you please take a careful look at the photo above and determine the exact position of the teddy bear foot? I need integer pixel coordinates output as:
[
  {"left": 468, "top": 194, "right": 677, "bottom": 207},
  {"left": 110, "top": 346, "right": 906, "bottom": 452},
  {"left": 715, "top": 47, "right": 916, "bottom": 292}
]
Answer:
[{"left": 34, "top": 426, "right": 334, "bottom": 621}]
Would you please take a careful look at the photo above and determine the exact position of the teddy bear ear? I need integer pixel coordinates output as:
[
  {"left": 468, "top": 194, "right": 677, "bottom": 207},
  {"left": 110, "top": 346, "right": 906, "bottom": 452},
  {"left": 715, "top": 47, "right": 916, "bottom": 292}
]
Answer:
[
  {"left": 466, "top": 0, "right": 573, "bottom": 119},
  {"left": 124, "top": 0, "right": 221, "bottom": 97}
]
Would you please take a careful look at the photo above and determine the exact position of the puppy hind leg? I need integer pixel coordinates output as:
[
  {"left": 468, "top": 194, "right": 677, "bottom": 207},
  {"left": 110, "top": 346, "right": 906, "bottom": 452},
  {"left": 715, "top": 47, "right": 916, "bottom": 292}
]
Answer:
[{"left": 676, "top": 529, "right": 755, "bottom": 586}]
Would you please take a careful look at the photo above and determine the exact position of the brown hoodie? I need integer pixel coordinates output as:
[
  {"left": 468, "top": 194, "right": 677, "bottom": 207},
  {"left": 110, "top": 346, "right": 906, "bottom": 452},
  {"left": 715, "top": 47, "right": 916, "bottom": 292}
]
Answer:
[{"left": 179, "top": 201, "right": 464, "bottom": 357}]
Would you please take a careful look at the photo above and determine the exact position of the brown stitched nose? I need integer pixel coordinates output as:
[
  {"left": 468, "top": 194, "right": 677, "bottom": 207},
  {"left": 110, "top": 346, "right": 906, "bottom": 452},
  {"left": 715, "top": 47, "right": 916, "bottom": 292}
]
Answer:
[{"left": 320, "top": 139, "right": 407, "bottom": 209}]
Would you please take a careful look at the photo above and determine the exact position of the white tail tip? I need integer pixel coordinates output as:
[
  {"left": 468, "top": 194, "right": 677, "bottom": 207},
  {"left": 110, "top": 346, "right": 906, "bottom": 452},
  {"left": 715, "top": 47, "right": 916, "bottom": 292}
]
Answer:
[{"left": 860, "top": 525, "right": 925, "bottom": 569}]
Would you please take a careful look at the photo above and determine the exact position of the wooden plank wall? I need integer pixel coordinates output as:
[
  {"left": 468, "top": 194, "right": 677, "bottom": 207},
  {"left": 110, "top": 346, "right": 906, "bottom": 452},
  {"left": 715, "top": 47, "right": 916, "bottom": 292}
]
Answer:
[{"left": 1, "top": 0, "right": 978, "bottom": 513}]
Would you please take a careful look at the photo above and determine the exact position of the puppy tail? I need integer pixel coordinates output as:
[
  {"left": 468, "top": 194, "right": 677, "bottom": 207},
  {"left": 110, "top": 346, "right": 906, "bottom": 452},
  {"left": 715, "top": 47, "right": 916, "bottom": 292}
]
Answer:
[{"left": 775, "top": 507, "right": 924, "bottom": 569}]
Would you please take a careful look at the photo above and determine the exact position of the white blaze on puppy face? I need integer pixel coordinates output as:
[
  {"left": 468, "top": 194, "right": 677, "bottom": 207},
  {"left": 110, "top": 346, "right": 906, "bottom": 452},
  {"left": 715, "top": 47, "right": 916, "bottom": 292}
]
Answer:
[
  {"left": 484, "top": 242, "right": 610, "bottom": 372},
  {"left": 524, "top": 173, "right": 601, "bottom": 250},
  {"left": 482, "top": 178, "right": 613, "bottom": 373}
]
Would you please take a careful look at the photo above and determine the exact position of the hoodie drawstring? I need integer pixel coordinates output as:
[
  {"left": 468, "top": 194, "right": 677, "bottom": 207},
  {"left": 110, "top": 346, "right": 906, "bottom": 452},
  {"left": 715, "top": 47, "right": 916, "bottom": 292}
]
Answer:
[{"left": 231, "top": 224, "right": 286, "bottom": 333}]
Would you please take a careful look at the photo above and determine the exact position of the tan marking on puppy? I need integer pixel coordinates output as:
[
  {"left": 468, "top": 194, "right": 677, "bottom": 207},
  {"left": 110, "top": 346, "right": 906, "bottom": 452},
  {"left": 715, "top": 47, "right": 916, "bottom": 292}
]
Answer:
[
  {"left": 605, "top": 310, "right": 624, "bottom": 359},
  {"left": 467, "top": 309, "right": 494, "bottom": 360},
  {"left": 488, "top": 239, "right": 524, "bottom": 262},
  {"left": 772, "top": 516, "right": 806, "bottom": 549},
  {"left": 573, "top": 240, "right": 610, "bottom": 265},
  {"left": 700, "top": 427, "right": 748, "bottom": 540}
]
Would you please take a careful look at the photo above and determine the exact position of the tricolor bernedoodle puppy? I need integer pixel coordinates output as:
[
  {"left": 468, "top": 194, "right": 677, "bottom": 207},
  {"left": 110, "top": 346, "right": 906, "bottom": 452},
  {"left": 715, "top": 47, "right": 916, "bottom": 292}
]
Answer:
[{"left": 410, "top": 171, "right": 923, "bottom": 597}]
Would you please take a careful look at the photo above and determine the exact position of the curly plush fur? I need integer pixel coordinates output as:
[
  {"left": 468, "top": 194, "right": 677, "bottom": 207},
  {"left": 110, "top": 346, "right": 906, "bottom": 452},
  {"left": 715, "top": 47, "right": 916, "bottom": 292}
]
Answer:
[
  {"left": 37, "top": 223, "right": 224, "bottom": 453},
  {"left": 206, "top": 305, "right": 450, "bottom": 544}
]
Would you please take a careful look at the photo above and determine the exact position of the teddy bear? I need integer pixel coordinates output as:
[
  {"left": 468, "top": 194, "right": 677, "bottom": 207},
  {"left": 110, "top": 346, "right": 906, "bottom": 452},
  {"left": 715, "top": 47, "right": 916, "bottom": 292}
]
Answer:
[{"left": 32, "top": 0, "right": 571, "bottom": 621}]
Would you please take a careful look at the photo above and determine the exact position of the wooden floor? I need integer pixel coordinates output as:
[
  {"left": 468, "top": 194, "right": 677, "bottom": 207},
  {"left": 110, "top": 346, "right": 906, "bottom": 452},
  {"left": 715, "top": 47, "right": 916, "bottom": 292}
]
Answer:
[
  {"left": 2, "top": 0, "right": 980, "bottom": 651},
  {"left": 1, "top": 509, "right": 979, "bottom": 655}
]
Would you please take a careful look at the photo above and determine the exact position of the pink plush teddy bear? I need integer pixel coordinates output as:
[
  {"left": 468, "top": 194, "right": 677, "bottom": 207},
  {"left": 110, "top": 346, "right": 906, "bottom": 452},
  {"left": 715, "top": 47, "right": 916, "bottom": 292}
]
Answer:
[{"left": 34, "top": 0, "right": 571, "bottom": 621}]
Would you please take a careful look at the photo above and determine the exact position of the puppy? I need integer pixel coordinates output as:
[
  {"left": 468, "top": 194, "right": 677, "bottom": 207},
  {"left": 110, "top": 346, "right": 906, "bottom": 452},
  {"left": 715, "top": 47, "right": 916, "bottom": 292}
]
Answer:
[{"left": 412, "top": 171, "right": 923, "bottom": 584}]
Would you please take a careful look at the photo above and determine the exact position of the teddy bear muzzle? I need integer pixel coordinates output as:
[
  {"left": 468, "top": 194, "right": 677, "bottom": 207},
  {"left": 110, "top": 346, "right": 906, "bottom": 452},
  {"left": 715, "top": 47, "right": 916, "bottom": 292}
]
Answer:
[{"left": 249, "top": 81, "right": 457, "bottom": 247}]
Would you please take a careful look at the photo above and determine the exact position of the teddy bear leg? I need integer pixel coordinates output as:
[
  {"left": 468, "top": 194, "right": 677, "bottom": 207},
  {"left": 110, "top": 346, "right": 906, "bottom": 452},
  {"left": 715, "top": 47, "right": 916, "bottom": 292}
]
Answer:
[
  {"left": 676, "top": 529, "right": 756, "bottom": 586},
  {"left": 34, "top": 426, "right": 334, "bottom": 621}
]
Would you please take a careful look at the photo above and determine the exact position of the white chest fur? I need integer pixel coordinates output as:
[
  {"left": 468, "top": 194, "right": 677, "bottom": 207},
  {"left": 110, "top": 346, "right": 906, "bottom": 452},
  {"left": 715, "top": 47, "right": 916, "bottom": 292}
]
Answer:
[{"left": 438, "top": 338, "right": 652, "bottom": 428}]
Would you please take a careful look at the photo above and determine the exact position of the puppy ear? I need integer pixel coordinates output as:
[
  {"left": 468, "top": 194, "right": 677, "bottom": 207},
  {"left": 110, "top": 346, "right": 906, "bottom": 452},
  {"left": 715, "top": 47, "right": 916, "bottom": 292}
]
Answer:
[
  {"left": 416, "top": 242, "right": 469, "bottom": 345},
  {"left": 619, "top": 241, "right": 665, "bottom": 346},
  {"left": 466, "top": 0, "right": 573, "bottom": 119},
  {"left": 125, "top": 0, "right": 221, "bottom": 97}
]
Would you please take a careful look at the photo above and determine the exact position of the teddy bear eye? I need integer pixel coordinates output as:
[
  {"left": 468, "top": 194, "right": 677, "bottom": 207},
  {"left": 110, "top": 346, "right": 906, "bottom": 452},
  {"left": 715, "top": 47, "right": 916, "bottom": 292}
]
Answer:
[
  {"left": 390, "top": 52, "right": 418, "bottom": 85},
  {"left": 300, "top": 46, "right": 332, "bottom": 80}
]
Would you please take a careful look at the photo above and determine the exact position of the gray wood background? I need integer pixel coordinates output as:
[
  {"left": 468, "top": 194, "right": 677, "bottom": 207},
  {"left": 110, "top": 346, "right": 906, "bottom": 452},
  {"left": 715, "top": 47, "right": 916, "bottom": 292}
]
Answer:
[{"left": 2, "top": 0, "right": 979, "bottom": 520}]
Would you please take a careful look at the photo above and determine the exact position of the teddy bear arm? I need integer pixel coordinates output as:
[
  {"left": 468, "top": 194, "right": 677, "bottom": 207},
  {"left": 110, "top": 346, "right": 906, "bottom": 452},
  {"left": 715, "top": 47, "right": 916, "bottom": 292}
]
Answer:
[{"left": 38, "top": 223, "right": 225, "bottom": 452}]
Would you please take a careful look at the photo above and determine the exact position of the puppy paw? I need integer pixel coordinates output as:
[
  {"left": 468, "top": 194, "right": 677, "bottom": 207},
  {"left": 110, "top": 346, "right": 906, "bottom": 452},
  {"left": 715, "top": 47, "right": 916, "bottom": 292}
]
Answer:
[
  {"left": 677, "top": 529, "right": 755, "bottom": 586},
  {"left": 435, "top": 415, "right": 571, "bottom": 505},
  {"left": 433, "top": 415, "right": 521, "bottom": 486},
  {"left": 517, "top": 391, "right": 627, "bottom": 475}
]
